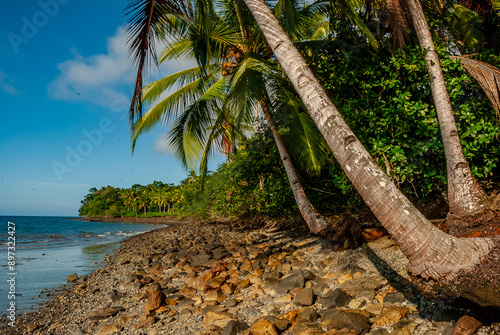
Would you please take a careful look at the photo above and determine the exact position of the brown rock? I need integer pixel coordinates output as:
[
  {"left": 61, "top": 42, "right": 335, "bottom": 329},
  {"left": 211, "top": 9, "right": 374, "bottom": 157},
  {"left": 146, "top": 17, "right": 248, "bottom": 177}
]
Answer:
[
  {"left": 96, "top": 324, "right": 120, "bottom": 335},
  {"left": 67, "top": 273, "right": 79, "bottom": 283},
  {"left": 323, "top": 328, "right": 359, "bottom": 335},
  {"left": 451, "top": 316, "right": 482, "bottom": 335},
  {"left": 135, "top": 315, "right": 157, "bottom": 329},
  {"left": 372, "top": 306, "right": 409, "bottom": 326},
  {"left": 149, "top": 263, "right": 163, "bottom": 276},
  {"left": 87, "top": 307, "right": 124, "bottom": 321},
  {"left": 240, "top": 258, "right": 253, "bottom": 272},
  {"left": 205, "top": 276, "right": 226, "bottom": 289},
  {"left": 295, "top": 288, "right": 314, "bottom": 306},
  {"left": 250, "top": 318, "right": 279, "bottom": 335},
  {"left": 221, "top": 283, "right": 236, "bottom": 295},
  {"left": 206, "top": 290, "right": 227, "bottom": 303},
  {"left": 27, "top": 325, "right": 42, "bottom": 333},
  {"left": 203, "top": 311, "right": 237, "bottom": 328},
  {"left": 289, "top": 322, "right": 323, "bottom": 335},
  {"left": 145, "top": 291, "right": 166, "bottom": 312},
  {"left": 118, "top": 314, "right": 137, "bottom": 325},
  {"left": 279, "top": 309, "right": 301, "bottom": 324}
]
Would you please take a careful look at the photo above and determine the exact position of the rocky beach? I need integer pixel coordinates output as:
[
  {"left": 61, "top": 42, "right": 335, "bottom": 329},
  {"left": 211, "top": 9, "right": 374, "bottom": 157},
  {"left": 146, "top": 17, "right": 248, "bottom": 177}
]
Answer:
[{"left": 1, "top": 219, "right": 499, "bottom": 335}]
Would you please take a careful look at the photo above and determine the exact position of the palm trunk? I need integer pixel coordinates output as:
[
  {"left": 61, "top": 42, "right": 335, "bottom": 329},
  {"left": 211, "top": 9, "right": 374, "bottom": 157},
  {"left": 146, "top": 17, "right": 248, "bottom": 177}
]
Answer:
[
  {"left": 406, "top": 0, "right": 489, "bottom": 224},
  {"left": 242, "top": 0, "right": 499, "bottom": 307},
  {"left": 260, "top": 101, "right": 329, "bottom": 235}
]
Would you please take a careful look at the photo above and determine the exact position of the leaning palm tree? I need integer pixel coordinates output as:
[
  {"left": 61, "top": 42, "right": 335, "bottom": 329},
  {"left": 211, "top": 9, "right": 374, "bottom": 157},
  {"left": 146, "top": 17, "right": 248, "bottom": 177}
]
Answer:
[
  {"left": 128, "top": 0, "right": 334, "bottom": 235},
  {"left": 242, "top": 0, "right": 500, "bottom": 308}
]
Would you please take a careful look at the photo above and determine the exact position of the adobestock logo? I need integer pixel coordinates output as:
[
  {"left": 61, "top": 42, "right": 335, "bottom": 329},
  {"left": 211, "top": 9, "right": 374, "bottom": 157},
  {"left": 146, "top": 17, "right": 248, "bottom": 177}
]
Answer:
[{"left": 8, "top": 0, "right": 71, "bottom": 54}]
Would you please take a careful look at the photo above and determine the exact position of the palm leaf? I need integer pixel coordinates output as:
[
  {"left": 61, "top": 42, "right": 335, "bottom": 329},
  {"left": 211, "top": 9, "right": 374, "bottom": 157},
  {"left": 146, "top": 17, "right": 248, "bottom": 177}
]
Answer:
[
  {"left": 453, "top": 55, "right": 500, "bottom": 114},
  {"left": 125, "top": 0, "right": 183, "bottom": 123},
  {"left": 447, "top": 4, "right": 483, "bottom": 51}
]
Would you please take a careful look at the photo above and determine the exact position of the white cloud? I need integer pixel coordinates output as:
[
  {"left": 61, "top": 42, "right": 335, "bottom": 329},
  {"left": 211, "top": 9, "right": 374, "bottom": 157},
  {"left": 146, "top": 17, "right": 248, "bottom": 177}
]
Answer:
[
  {"left": 0, "top": 71, "right": 19, "bottom": 95},
  {"left": 48, "top": 27, "right": 195, "bottom": 111},
  {"left": 154, "top": 135, "right": 175, "bottom": 155}
]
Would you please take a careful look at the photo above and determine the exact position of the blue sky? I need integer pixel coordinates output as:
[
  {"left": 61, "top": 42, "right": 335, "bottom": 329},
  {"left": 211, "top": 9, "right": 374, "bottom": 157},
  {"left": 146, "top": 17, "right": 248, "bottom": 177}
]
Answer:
[{"left": 0, "top": 0, "right": 224, "bottom": 216}]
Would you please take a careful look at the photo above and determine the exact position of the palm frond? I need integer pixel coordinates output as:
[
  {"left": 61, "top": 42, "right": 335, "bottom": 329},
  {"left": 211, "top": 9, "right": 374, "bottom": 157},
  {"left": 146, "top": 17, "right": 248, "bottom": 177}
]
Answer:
[
  {"left": 453, "top": 55, "right": 500, "bottom": 114},
  {"left": 332, "top": 0, "right": 379, "bottom": 49},
  {"left": 131, "top": 75, "right": 226, "bottom": 152},
  {"left": 384, "top": 0, "right": 409, "bottom": 50},
  {"left": 125, "top": 0, "right": 183, "bottom": 123},
  {"left": 447, "top": 4, "right": 483, "bottom": 51}
]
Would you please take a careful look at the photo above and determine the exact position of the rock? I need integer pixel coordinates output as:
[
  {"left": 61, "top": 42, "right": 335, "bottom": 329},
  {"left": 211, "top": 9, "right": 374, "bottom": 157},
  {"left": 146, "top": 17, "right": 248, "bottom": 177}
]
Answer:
[
  {"left": 274, "top": 319, "right": 290, "bottom": 332},
  {"left": 203, "top": 311, "right": 237, "bottom": 328},
  {"left": 71, "top": 328, "right": 85, "bottom": 335},
  {"left": 372, "top": 329, "right": 390, "bottom": 335},
  {"left": 364, "top": 303, "right": 384, "bottom": 316},
  {"left": 135, "top": 315, "right": 157, "bottom": 329},
  {"left": 348, "top": 297, "right": 367, "bottom": 309},
  {"left": 222, "top": 320, "right": 239, "bottom": 335},
  {"left": 96, "top": 324, "right": 120, "bottom": 335},
  {"left": 206, "top": 289, "right": 226, "bottom": 303},
  {"left": 384, "top": 292, "right": 406, "bottom": 304},
  {"left": 339, "top": 275, "right": 386, "bottom": 297},
  {"left": 321, "top": 310, "right": 369, "bottom": 334},
  {"left": 431, "top": 309, "right": 461, "bottom": 329},
  {"left": 312, "top": 282, "right": 330, "bottom": 295},
  {"left": 67, "top": 273, "right": 79, "bottom": 283},
  {"left": 368, "top": 236, "right": 396, "bottom": 249},
  {"left": 451, "top": 316, "right": 482, "bottom": 335},
  {"left": 87, "top": 307, "right": 124, "bottom": 321},
  {"left": 106, "top": 289, "right": 124, "bottom": 302},
  {"left": 250, "top": 318, "right": 279, "bottom": 335},
  {"left": 298, "top": 307, "right": 318, "bottom": 323},
  {"left": 118, "top": 314, "right": 137, "bottom": 325},
  {"left": 295, "top": 288, "right": 314, "bottom": 306},
  {"left": 191, "top": 253, "right": 212, "bottom": 267},
  {"left": 373, "top": 306, "right": 409, "bottom": 327},
  {"left": 145, "top": 291, "right": 166, "bottom": 312},
  {"left": 290, "top": 321, "right": 323, "bottom": 334},
  {"left": 319, "top": 289, "right": 352, "bottom": 309},
  {"left": 27, "top": 325, "right": 43, "bottom": 333},
  {"left": 392, "top": 319, "right": 419, "bottom": 335},
  {"left": 277, "top": 270, "right": 305, "bottom": 295},
  {"left": 323, "top": 328, "right": 359, "bottom": 335},
  {"left": 144, "top": 282, "right": 162, "bottom": 295}
]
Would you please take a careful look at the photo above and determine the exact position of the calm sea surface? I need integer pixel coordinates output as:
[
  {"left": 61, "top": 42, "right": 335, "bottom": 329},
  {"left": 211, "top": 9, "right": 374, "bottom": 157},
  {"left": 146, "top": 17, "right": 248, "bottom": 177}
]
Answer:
[{"left": 0, "top": 216, "right": 165, "bottom": 314}]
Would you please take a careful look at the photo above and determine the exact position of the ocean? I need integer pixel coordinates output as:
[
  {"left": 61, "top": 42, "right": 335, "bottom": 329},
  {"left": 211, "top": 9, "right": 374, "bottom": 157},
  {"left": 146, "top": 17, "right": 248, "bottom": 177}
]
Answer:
[{"left": 0, "top": 216, "right": 165, "bottom": 315}]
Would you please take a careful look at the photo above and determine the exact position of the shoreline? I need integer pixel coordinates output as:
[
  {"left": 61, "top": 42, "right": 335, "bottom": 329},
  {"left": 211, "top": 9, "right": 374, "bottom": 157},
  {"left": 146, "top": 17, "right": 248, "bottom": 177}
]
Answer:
[
  {"left": 70, "top": 215, "right": 191, "bottom": 225},
  {"left": 2, "top": 220, "right": 498, "bottom": 334}
]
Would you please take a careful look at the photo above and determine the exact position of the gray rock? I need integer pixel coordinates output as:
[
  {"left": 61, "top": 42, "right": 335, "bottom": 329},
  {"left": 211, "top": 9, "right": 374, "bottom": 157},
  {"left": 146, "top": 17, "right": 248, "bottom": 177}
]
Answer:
[
  {"left": 319, "top": 289, "right": 352, "bottom": 308},
  {"left": 190, "top": 253, "right": 211, "bottom": 267},
  {"left": 67, "top": 273, "right": 79, "bottom": 283},
  {"left": 277, "top": 270, "right": 305, "bottom": 295},
  {"left": 319, "top": 308, "right": 342, "bottom": 321},
  {"left": 372, "top": 329, "right": 390, "bottom": 335},
  {"left": 222, "top": 320, "right": 238, "bottom": 335},
  {"left": 87, "top": 306, "right": 123, "bottom": 321},
  {"left": 106, "top": 289, "right": 124, "bottom": 302},
  {"left": 339, "top": 275, "right": 387, "bottom": 297},
  {"left": 71, "top": 328, "right": 85, "bottom": 335},
  {"left": 312, "top": 282, "right": 329, "bottom": 295},
  {"left": 298, "top": 307, "right": 318, "bottom": 322},
  {"left": 322, "top": 311, "right": 369, "bottom": 334},
  {"left": 384, "top": 292, "right": 406, "bottom": 304},
  {"left": 274, "top": 319, "right": 290, "bottom": 332},
  {"left": 295, "top": 288, "right": 314, "bottom": 306}
]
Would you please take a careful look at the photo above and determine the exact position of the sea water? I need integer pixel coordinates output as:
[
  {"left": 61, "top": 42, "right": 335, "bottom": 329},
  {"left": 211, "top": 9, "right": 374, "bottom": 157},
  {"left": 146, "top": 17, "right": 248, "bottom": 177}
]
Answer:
[{"left": 0, "top": 216, "right": 164, "bottom": 314}]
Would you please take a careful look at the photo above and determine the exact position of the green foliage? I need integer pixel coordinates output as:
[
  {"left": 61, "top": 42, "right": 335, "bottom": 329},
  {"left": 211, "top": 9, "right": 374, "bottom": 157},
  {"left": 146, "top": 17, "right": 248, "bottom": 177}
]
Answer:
[{"left": 307, "top": 37, "right": 500, "bottom": 199}]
